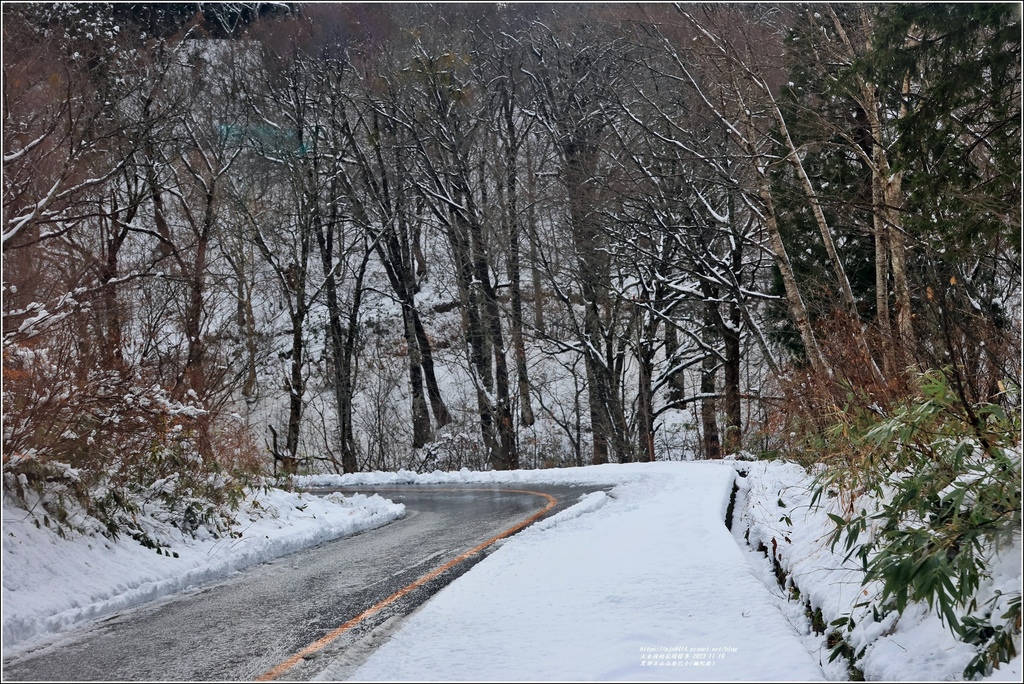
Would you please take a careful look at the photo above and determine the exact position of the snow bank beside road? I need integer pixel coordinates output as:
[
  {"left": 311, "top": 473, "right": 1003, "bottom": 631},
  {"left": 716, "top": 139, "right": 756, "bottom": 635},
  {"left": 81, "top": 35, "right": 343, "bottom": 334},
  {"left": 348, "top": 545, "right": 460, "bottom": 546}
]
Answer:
[
  {"left": 1, "top": 489, "right": 404, "bottom": 652},
  {"left": 307, "top": 460, "right": 1019, "bottom": 682},
  {"left": 296, "top": 462, "right": 648, "bottom": 489},
  {"left": 740, "top": 460, "right": 1022, "bottom": 682},
  {"left": 320, "top": 461, "right": 828, "bottom": 681}
]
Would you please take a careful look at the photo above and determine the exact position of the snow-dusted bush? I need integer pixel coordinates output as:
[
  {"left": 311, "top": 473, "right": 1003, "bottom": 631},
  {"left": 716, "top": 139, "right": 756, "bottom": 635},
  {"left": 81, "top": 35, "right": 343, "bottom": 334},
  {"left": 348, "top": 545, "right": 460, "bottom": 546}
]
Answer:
[
  {"left": 815, "top": 369, "right": 1021, "bottom": 678},
  {"left": 2, "top": 341, "right": 260, "bottom": 547}
]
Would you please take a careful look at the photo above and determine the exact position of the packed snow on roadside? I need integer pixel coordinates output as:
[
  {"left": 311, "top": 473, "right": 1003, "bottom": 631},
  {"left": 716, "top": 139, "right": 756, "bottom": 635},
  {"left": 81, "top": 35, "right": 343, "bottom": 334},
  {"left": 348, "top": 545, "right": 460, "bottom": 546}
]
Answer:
[
  {"left": 1, "top": 488, "right": 405, "bottom": 652},
  {"left": 301, "top": 460, "right": 1020, "bottom": 682},
  {"left": 309, "top": 460, "right": 828, "bottom": 681}
]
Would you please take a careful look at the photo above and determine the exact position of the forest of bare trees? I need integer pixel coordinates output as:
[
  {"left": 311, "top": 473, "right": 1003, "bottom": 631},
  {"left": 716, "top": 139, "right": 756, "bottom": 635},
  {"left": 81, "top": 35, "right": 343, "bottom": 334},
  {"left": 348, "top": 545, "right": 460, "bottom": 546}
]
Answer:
[{"left": 3, "top": 2, "right": 1020, "bottom": 510}]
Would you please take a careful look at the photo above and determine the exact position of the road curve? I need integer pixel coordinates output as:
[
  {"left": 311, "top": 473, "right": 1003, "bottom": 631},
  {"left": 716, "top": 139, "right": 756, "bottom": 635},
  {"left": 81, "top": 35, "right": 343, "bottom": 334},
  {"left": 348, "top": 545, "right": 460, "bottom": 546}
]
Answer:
[{"left": 2, "top": 484, "right": 601, "bottom": 681}]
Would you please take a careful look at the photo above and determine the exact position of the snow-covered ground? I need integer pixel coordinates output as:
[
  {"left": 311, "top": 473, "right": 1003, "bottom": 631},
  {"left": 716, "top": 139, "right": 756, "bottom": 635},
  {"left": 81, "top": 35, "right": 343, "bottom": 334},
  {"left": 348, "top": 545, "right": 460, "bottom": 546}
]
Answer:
[
  {"left": 310, "top": 462, "right": 826, "bottom": 681},
  {"left": 3, "top": 460, "right": 1021, "bottom": 681}
]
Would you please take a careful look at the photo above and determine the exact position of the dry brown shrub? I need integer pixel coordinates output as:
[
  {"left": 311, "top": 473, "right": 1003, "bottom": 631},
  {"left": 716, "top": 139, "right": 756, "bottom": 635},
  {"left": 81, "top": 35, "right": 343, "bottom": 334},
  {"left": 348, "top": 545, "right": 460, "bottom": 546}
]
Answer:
[
  {"left": 209, "top": 416, "right": 267, "bottom": 477},
  {"left": 2, "top": 318, "right": 261, "bottom": 538},
  {"left": 763, "top": 310, "right": 915, "bottom": 471}
]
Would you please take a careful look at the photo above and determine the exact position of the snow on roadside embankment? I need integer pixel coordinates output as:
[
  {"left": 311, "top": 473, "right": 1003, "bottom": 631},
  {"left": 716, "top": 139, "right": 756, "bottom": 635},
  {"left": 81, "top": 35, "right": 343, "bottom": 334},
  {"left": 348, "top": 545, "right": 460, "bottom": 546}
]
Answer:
[
  {"left": 738, "top": 460, "right": 1022, "bottom": 682},
  {"left": 1, "top": 488, "right": 404, "bottom": 652}
]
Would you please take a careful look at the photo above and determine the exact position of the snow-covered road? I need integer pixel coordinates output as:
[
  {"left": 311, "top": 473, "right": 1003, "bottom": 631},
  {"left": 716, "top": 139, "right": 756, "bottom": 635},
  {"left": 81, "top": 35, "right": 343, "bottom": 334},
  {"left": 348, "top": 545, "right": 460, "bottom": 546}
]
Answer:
[
  {"left": 315, "top": 462, "right": 826, "bottom": 681},
  {"left": 3, "top": 487, "right": 587, "bottom": 680}
]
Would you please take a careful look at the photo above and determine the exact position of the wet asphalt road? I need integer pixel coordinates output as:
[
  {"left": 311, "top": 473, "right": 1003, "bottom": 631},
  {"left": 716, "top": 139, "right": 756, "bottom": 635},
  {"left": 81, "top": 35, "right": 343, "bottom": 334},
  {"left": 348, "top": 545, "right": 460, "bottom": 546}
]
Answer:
[{"left": 2, "top": 483, "right": 604, "bottom": 681}]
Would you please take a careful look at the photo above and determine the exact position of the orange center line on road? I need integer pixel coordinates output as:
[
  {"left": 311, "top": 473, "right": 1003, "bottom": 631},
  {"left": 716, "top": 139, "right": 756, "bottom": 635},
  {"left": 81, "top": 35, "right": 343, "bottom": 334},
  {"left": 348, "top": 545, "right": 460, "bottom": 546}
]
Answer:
[{"left": 256, "top": 488, "right": 558, "bottom": 681}]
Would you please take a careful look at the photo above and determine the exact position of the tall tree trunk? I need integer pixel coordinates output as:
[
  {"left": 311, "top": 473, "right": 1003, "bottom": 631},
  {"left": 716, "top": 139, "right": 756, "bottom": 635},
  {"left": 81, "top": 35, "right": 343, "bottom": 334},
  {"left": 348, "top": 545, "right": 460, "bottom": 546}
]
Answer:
[
  {"left": 871, "top": 158, "right": 895, "bottom": 375},
  {"left": 98, "top": 195, "right": 133, "bottom": 368},
  {"left": 469, "top": 160, "right": 518, "bottom": 469},
  {"left": 637, "top": 312, "right": 657, "bottom": 462},
  {"left": 401, "top": 298, "right": 432, "bottom": 449},
  {"left": 754, "top": 171, "right": 831, "bottom": 379},
  {"left": 835, "top": 7, "right": 915, "bottom": 373},
  {"left": 723, "top": 193, "right": 743, "bottom": 453},
  {"left": 585, "top": 351, "right": 610, "bottom": 465},
  {"left": 315, "top": 214, "right": 366, "bottom": 473},
  {"left": 768, "top": 96, "right": 858, "bottom": 318},
  {"left": 525, "top": 140, "right": 546, "bottom": 335},
  {"left": 339, "top": 249, "right": 370, "bottom": 472},
  {"left": 887, "top": 74, "right": 914, "bottom": 361},
  {"left": 887, "top": 179, "right": 913, "bottom": 359},
  {"left": 286, "top": 307, "right": 305, "bottom": 461},
  {"left": 445, "top": 201, "right": 517, "bottom": 470},
  {"left": 865, "top": 79, "right": 913, "bottom": 372},
  {"left": 663, "top": 313, "right": 687, "bottom": 404},
  {"left": 358, "top": 181, "right": 448, "bottom": 447},
  {"left": 503, "top": 92, "right": 535, "bottom": 428},
  {"left": 723, "top": 300, "right": 742, "bottom": 454},
  {"left": 483, "top": 285, "right": 518, "bottom": 470},
  {"left": 768, "top": 89, "right": 885, "bottom": 385},
  {"left": 700, "top": 331, "right": 722, "bottom": 460},
  {"left": 409, "top": 309, "right": 451, "bottom": 429},
  {"left": 239, "top": 273, "right": 258, "bottom": 401},
  {"left": 564, "top": 139, "right": 620, "bottom": 465},
  {"left": 181, "top": 191, "right": 213, "bottom": 409}
]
